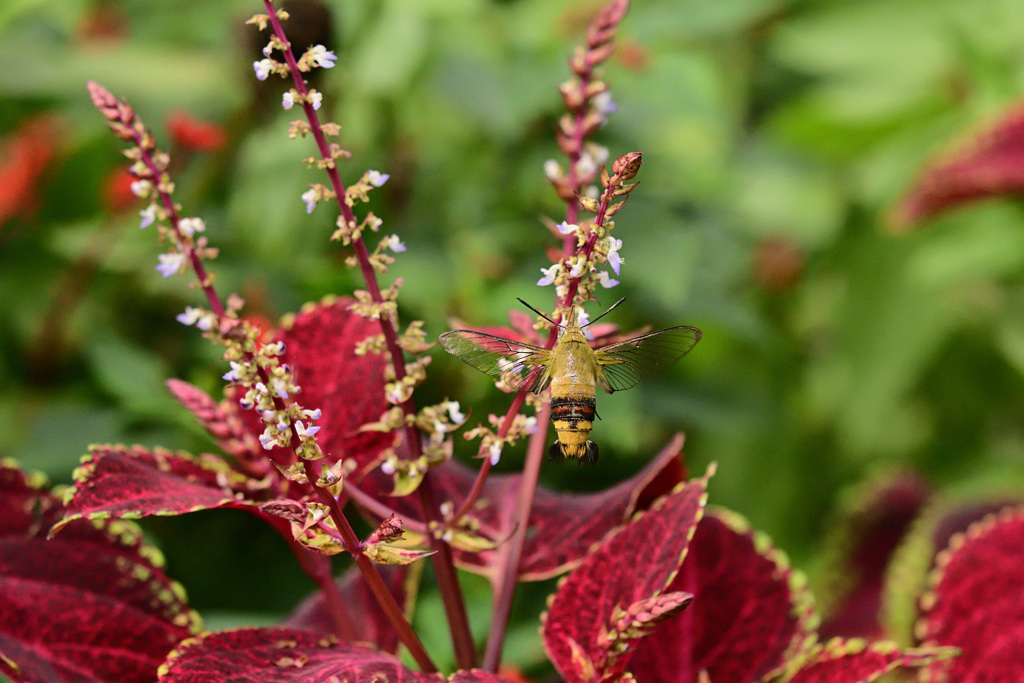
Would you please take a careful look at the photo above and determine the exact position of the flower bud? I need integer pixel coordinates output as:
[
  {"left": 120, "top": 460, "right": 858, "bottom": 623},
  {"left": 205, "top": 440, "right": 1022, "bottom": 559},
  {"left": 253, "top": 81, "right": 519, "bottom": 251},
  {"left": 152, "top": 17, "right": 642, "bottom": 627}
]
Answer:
[{"left": 612, "top": 152, "right": 642, "bottom": 181}]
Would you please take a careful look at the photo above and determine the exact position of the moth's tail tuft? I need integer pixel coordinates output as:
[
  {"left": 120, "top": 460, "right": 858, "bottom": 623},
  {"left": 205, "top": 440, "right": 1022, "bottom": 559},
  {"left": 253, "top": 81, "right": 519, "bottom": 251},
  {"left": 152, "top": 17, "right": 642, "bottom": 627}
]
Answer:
[
  {"left": 547, "top": 441, "right": 564, "bottom": 462},
  {"left": 548, "top": 440, "right": 599, "bottom": 464}
]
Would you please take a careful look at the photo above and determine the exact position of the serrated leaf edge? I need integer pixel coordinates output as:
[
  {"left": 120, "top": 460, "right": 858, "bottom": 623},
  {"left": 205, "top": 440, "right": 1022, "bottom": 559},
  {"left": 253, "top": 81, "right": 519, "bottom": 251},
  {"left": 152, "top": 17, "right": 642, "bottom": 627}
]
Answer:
[
  {"left": 703, "top": 506, "right": 820, "bottom": 679},
  {"left": 517, "top": 434, "right": 688, "bottom": 582},
  {"left": 914, "top": 505, "right": 1024, "bottom": 648},
  {"left": 51, "top": 443, "right": 256, "bottom": 536},
  {"left": 539, "top": 463, "right": 715, "bottom": 682}
]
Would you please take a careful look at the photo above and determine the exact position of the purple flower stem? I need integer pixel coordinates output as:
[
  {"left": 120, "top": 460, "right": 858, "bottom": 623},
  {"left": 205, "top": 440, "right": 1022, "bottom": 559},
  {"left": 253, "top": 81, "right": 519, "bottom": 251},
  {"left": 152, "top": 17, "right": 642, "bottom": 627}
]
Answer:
[
  {"left": 481, "top": 178, "right": 619, "bottom": 672},
  {"left": 263, "top": 1, "right": 475, "bottom": 669},
  {"left": 481, "top": 400, "right": 551, "bottom": 671}
]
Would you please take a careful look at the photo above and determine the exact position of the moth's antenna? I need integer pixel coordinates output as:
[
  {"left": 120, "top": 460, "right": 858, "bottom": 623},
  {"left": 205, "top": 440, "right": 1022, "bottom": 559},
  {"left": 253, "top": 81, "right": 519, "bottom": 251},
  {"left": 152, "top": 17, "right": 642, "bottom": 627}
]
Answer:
[
  {"left": 585, "top": 297, "right": 627, "bottom": 327},
  {"left": 517, "top": 298, "right": 564, "bottom": 328}
]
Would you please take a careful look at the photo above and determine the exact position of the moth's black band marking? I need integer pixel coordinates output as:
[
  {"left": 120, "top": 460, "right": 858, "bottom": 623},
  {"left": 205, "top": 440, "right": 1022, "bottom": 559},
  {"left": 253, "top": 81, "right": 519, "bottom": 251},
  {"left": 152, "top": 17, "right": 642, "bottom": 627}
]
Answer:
[{"left": 551, "top": 396, "right": 596, "bottom": 429}]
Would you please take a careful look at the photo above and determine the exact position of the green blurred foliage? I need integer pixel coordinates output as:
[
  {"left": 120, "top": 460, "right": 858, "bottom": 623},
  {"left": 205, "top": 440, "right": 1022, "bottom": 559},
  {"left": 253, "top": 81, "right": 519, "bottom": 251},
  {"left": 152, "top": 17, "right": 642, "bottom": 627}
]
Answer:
[{"left": 4, "top": 0, "right": 1024, "bottom": 670}]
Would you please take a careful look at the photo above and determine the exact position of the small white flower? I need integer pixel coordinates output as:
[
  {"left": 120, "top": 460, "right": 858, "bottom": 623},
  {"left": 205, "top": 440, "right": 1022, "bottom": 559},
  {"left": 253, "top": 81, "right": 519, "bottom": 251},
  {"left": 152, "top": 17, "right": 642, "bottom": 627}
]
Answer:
[
  {"left": 262, "top": 41, "right": 274, "bottom": 57},
  {"left": 381, "top": 459, "right": 396, "bottom": 475},
  {"left": 577, "top": 151, "right": 597, "bottom": 178},
  {"left": 277, "top": 418, "right": 289, "bottom": 431},
  {"left": 555, "top": 222, "right": 577, "bottom": 236},
  {"left": 488, "top": 442, "right": 502, "bottom": 466},
  {"left": 387, "top": 385, "right": 405, "bottom": 404},
  {"left": 310, "top": 507, "right": 325, "bottom": 522},
  {"left": 444, "top": 401, "right": 465, "bottom": 423},
  {"left": 281, "top": 91, "right": 295, "bottom": 110},
  {"left": 139, "top": 204, "right": 157, "bottom": 229},
  {"left": 270, "top": 378, "right": 289, "bottom": 399},
  {"left": 606, "top": 237, "right": 623, "bottom": 275},
  {"left": 538, "top": 263, "right": 560, "bottom": 286},
  {"left": 574, "top": 307, "right": 590, "bottom": 328},
  {"left": 156, "top": 252, "right": 186, "bottom": 278},
  {"left": 366, "top": 170, "right": 390, "bottom": 187},
  {"left": 592, "top": 91, "right": 617, "bottom": 116},
  {"left": 259, "top": 433, "right": 276, "bottom": 449},
  {"left": 130, "top": 179, "right": 151, "bottom": 197},
  {"left": 304, "top": 408, "right": 322, "bottom": 421},
  {"left": 265, "top": 341, "right": 286, "bottom": 356},
  {"left": 433, "top": 418, "right": 446, "bottom": 436},
  {"left": 301, "top": 188, "right": 318, "bottom": 214},
  {"left": 254, "top": 381, "right": 268, "bottom": 395},
  {"left": 309, "top": 45, "right": 337, "bottom": 69},
  {"left": 253, "top": 58, "right": 274, "bottom": 81},
  {"left": 262, "top": 409, "right": 276, "bottom": 421},
  {"left": 442, "top": 529, "right": 454, "bottom": 542},
  {"left": 522, "top": 416, "right": 538, "bottom": 434},
  {"left": 568, "top": 261, "right": 585, "bottom": 279},
  {"left": 295, "top": 420, "right": 321, "bottom": 439},
  {"left": 384, "top": 234, "right": 406, "bottom": 252},
  {"left": 309, "top": 91, "right": 323, "bottom": 111},
  {"left": 176, "top": 306, "right": 203, "bottom": 326},
  {"left": 595, "top": 271, "right": 619, "bottom": 288},
  {"left": 544, "top": 159, "right": 562, "bottom": 180},
  {"left": 178, "top": 217, "right": 205, "bottom": 236}
]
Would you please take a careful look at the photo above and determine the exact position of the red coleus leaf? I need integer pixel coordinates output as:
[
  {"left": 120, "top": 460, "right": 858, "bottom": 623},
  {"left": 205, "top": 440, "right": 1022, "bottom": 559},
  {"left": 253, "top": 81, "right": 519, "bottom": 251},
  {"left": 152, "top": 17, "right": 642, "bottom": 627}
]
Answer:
[
  {"left": 159, "top": 627, "right": 515, "bottom": 683},
  {"left": 0, "top": 462, "right": 59, "bottom": 537},
  {"left": 362, "top": 434, "right": 688, "bottom": 581},
  {"left": 234, "top": 298, "right": 392, "bottom": 474},
  {"left": 627, "top": 508, "right": 817, "bottom": 683},
  {"left": 282, "top": 563, "right": 410, "bottom": 654},
  {"left": 497, "top": 434, "right": 688, "bottom": 580},
  {"left": 881, "top": 496, "right": 1018, "bottom": 645},
  {"left": 890, "top": 102, "right": 1024, "bottom": 229},
  {"left": 53, "top": 444, "right": 290, "bottom": 536},
  {"left": 818, "top": 472, "right": 931, "bottom": 640},
  {"left": 917, "top": 506, "right": 1024, "bottom": 682},
  {"left": 781, "top": 639, "right": 951, "bottom": 683},
  {"left": 541, "top": 465, "right": 713, "bottom": 683},
  {"left": 0, "top": 461, "right": 199, "bottom": 682}
]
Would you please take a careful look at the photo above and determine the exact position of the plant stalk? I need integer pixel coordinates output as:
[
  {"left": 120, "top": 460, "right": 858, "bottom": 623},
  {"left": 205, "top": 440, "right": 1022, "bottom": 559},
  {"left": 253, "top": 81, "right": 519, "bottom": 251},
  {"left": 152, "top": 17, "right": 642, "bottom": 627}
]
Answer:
[
  {"left": 475, "top": 177, "right": 618, "bottom": 669},
  {"left": 450, "top": 391, "right": 529, "bottom": 524},
  {"left": 264, "top": 1, "right": 475, "bottom": 667},
  {"left": 481, "top": 401, "right": 551, "bottom": 671},
  {"left": 285, "top": 538, "right": 359, "bottom": 642},
  {"left": 303, "top": 460, "right": 437, "bottom": 672}
]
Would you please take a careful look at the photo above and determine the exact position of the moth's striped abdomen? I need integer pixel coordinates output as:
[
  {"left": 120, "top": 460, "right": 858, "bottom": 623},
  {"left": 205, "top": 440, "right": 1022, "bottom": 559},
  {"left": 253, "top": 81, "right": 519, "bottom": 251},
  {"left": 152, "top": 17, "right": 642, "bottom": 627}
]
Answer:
[{"left": 549, "top": 394, "right": 598, "bottom": 463}]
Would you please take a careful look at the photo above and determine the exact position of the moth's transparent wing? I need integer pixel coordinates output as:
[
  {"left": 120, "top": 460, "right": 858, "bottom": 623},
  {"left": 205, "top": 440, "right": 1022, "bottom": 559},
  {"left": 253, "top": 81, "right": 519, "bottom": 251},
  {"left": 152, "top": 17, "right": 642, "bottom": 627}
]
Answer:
[
  {"left": 594, "top": 326, "right": 702, "bottom": 393},
  {"left": 439, "top": 330, "right": 552, "bottom": 393}
]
